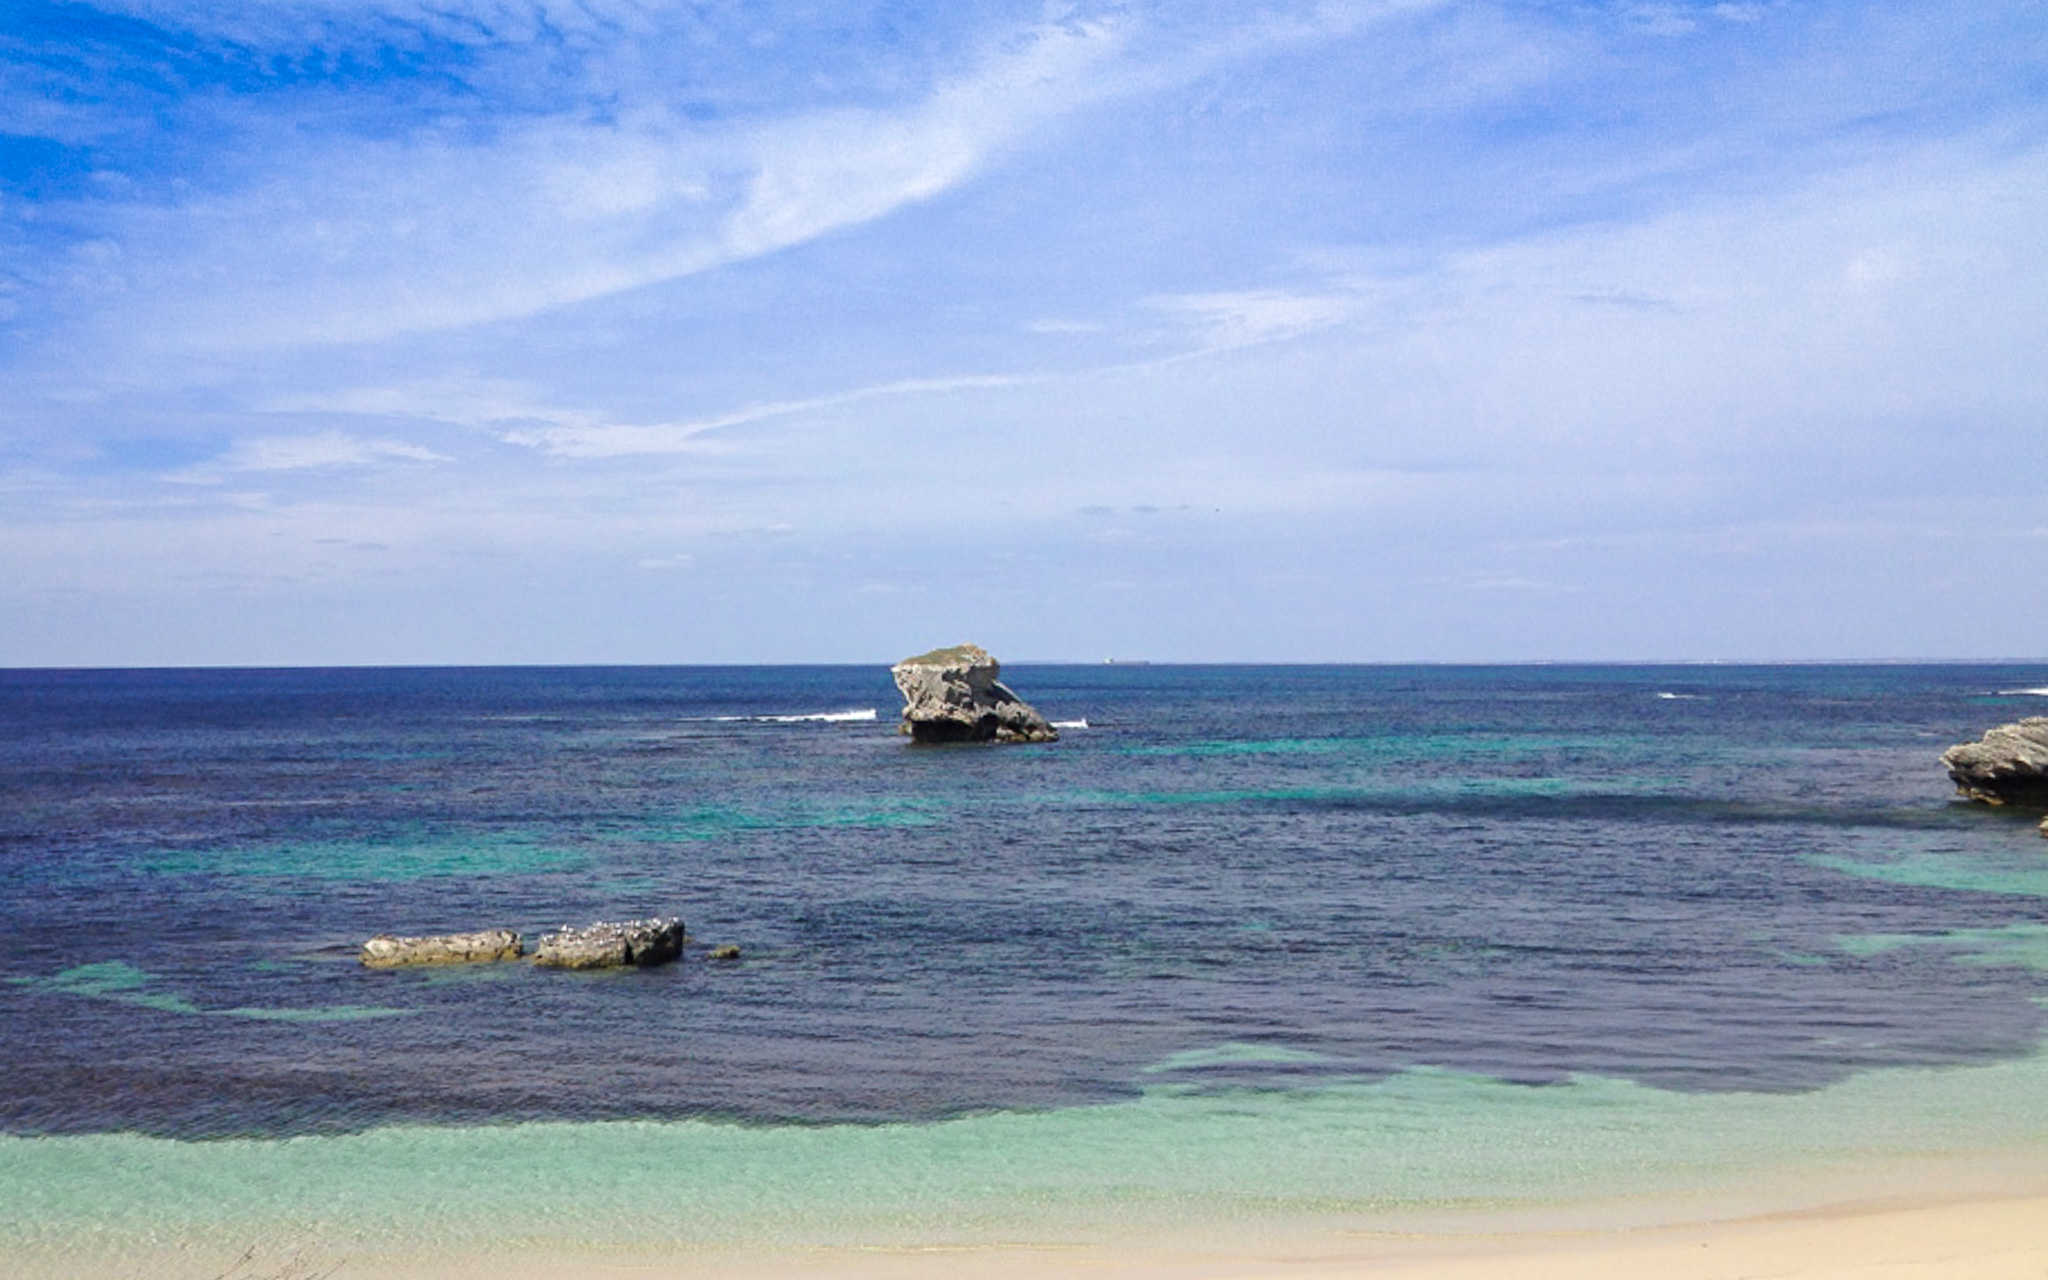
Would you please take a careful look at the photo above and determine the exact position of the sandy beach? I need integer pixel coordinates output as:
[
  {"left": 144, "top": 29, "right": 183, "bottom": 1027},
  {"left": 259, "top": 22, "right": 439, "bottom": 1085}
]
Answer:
[{"left": 133, "top": 1190, "right": 2043, "bottom": 1280}]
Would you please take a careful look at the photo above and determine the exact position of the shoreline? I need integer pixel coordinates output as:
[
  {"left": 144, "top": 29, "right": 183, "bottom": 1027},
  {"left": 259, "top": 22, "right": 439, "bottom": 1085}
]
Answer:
[
  {"left": 9, "top": 1061, "right": 2048, "bottom": 1279},
  {"left": 43, "top": 1187, "right": 2047, "bottom": 1280},
  {"left": 14, "top": 1148, "right": 2048, "bottom": 1280}
]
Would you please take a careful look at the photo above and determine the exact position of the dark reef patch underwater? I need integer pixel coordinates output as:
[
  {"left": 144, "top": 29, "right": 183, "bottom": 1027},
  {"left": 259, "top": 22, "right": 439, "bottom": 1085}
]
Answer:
[{"left": 5, "top": 663, "right": 2048, "bottom": 1142}]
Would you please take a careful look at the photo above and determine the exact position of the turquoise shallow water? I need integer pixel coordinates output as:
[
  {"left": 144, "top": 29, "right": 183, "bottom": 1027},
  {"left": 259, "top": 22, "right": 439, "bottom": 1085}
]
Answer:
[{"left": 7, "top": 1041, "right": 2048, "bottom": 1266}]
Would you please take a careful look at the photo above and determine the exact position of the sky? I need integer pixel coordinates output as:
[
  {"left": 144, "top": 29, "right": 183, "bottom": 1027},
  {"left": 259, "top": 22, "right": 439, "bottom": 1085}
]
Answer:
[{"left": 2, "top": 0, "right": 2044, "bottom": 666}]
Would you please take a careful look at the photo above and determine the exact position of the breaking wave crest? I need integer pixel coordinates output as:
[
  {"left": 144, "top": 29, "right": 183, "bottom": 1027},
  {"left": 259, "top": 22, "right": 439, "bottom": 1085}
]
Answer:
[{"left": 704, "top": 708, "right": 880, "bottom": 724}]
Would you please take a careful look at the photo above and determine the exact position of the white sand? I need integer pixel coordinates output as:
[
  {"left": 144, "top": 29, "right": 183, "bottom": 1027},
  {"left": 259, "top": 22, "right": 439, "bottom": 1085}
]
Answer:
[
  {"left": 120, "top": 1191, "right": 2040, "bottom": 1280},
  {"left": 16, "top": 1149, "right": 2048, "bottom": 1280}
]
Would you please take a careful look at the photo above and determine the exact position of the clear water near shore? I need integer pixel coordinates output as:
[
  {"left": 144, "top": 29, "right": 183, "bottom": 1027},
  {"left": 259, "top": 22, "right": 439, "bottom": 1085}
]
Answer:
[
  {"left": 4, "top": 663, "right": 2048, "bottom": 1264},
  {"left": 6, "top": 1046, "right": 2048, "bottom": 1264}
]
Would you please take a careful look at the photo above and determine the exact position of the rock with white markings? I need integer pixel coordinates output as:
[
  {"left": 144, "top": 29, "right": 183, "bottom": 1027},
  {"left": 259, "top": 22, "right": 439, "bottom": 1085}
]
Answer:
[
  {"left": 531, "top": 917, "right": 686, "bottom": 969},
  {"left": 890, "top": 643, "right": 1057, "bottom": 744}
]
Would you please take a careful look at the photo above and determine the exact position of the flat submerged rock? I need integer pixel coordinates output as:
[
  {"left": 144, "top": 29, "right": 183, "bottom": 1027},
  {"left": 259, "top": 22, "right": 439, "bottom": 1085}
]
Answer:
[{"left": 360, "top": 929, "right": 524, "bottom": 968}]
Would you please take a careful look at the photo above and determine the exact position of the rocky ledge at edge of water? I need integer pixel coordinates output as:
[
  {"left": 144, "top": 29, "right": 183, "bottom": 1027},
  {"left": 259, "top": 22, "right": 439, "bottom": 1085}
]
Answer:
[{"left": 1942, "top": 717, "right": 2048, "bottom": 815}]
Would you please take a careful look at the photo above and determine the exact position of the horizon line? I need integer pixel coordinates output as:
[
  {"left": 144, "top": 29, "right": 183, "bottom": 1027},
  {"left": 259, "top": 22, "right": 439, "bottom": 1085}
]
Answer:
[{"left": 5, "top": 657, "right": 2048, "bottom": 674}]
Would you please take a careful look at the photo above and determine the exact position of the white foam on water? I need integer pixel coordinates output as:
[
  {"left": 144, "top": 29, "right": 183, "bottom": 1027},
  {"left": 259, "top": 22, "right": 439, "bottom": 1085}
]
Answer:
[
  {"left": 1051, "top": 719, "right": 1090, "bottom": 729},
  {"left": 761, "top": 708, "right": 878, "bottom": 723},
  {"left": 1996, "top": 688, "right": 2048, "bottom": 697},
  {"left": 703, "top": 708, "right": 879, "bottom": 723}
]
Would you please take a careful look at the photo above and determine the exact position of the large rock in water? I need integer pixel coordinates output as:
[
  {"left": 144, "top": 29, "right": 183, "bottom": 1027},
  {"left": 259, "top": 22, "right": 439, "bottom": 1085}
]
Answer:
[
  {"left": 891, "top": 644, "right": 1057, "bottom": 744},
  {"left": 531, "top": 917, "right": 686, "bottom": 969},
  {"left": 1941, "top": 718, "right": 2048, "bottom": 806},
  {"left": 360, "top": 929, "right": 523, "bottom": 968}
]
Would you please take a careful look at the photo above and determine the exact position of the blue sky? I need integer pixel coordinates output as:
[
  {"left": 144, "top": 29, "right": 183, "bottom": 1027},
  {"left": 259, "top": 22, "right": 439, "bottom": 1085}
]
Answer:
[{"left": 3, "top": 0, "right": 2044, "bottom": 665}]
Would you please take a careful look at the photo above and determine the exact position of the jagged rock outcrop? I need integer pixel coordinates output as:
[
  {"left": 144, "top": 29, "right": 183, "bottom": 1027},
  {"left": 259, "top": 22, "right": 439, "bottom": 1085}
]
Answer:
[
  {"left": 891, "top": 643, "right": 1057, "bottom": 744},
  {"left": 531, "top": 917, "right": 686, "bottom": 969},
  {"left": 360, "top": 929, "right": 523, "bottom": 968},
  {"left": 1942, "top": 718, "right": 2048, "bottom": 806}
]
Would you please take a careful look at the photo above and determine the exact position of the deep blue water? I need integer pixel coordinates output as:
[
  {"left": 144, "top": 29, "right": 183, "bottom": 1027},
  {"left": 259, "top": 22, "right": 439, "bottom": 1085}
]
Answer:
[{"left": 4, "top": 663, "right": 2048, "bottom": 1141}]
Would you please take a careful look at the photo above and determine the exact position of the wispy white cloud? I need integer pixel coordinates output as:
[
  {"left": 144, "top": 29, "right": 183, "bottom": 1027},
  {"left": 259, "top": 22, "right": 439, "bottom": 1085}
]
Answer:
[
  {"left": 1026, "top": 318, "right": 1107, "bottom": 335},
  {"left": 1149, "top": 288, "right": 1364, "bottom": 352},
  {"left": 499, "top": 374, "right": 1038, "bottom": 458},
  {"left": 717, "top": 17, "right": 1130, "bottom": 262},
  {"left": 170, "top": 431, "right": 451, "bottom": 481},
  {"left": 1623, "top": 4, "right": 1705, "bottom": 37},
  {"left": 32, "top": 1, "right": 1458, "bottom": 364},
  {"left": 1429, "top": 571, "right": 1581, "bottom": 593},
  {"left": 1621, "top": 1, "right": 1773, "bottom": 35},
  {"left": 82, "top": 0, "right": 661, "bottom": 38},
  {"left": 62, "top": 14, "right": 1136, "bottom": 355},
  {"left": 635, "top": 552, "right": 694, "bottom": 571}
]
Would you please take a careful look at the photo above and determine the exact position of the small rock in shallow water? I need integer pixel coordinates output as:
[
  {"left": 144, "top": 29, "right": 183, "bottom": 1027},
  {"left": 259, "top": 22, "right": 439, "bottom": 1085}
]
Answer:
[
  {"left": 360, "top": 930, "right": 523, "bottom": 968},
  {"left": 531, "top": 917, "right": 686, "bottom": 969},
  {"left": 709, "top": 944, "right": 742, "bottom": 960}
]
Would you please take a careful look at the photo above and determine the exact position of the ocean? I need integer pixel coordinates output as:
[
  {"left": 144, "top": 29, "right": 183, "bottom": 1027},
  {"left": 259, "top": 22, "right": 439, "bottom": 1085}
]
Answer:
[{"left": 5, "top": 663, "right": 2048, "bottom": 1270}]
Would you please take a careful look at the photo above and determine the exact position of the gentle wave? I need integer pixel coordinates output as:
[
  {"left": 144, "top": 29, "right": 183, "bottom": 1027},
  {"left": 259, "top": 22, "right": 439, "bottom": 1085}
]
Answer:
[
  {"left": 1656, "top": 692, "right": 1705, "bottom": 700},
  {"left": 703, "top": 708, "right": 879, "bottom": 724}
]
